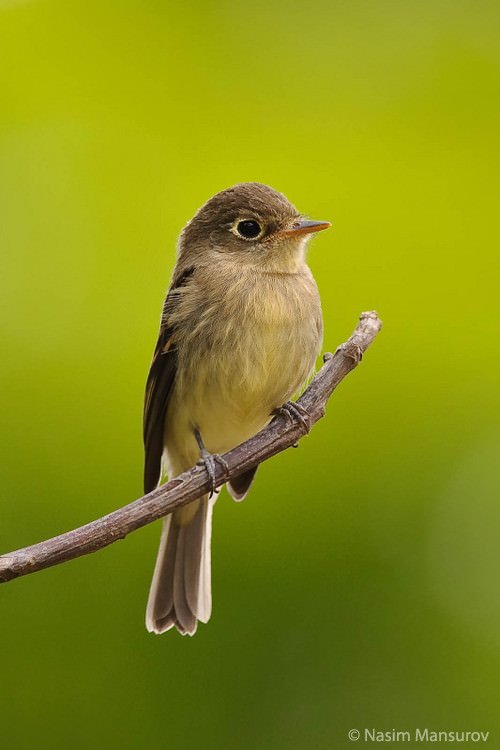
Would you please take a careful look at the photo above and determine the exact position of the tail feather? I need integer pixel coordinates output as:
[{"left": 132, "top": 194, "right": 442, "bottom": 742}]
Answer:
[
  {"left": 184, "top": 496, "right": 213, "bottom": 623},
  {"left": 173, "top": 526, "right": 197, "bottom": 634},
  {"left": 148, "top": 514, "right": 177, "bottom": 622},
  {"left": 146, "top": 495, "right": 214, "bottom": 636},
  {"left": 199, "top": 495, "right": 214, "bottom": 622}
]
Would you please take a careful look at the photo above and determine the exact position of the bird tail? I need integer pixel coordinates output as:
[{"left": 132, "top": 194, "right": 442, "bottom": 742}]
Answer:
[{"left": 145, "top": 494, "right": 215, "bottom": 635}]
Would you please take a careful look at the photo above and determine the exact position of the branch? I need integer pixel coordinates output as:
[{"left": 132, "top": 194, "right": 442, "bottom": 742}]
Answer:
[{"left": 0, "top": 311, "right": 382, "bottom": 584}]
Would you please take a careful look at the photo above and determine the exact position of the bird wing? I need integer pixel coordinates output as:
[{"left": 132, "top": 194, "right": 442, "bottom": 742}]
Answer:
[{"left": 143, "top": 266, "right": 194, "bottom": 493}]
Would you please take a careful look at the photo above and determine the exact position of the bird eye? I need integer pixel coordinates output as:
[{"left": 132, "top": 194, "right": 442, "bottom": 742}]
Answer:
[{"left": 235, "top": 219, "right": 262, "bottom": 240}]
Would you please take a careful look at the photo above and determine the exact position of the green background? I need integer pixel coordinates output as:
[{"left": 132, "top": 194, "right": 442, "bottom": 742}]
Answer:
[{"left": 1, "top": 1, "right": 499, "bottom": 748}]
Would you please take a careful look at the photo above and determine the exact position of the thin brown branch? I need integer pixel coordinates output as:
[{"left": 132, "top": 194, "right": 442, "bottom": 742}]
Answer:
[{"left": 0, "top": 311, "right": 382, "bottom": 584}]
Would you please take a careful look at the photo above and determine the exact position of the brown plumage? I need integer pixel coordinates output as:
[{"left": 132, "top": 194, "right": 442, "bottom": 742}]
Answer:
[{"left": 143, "top": 182, "right": 329, "bottom": 635}]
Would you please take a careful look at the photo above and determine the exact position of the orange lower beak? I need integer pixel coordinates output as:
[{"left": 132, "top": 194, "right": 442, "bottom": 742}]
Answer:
[{"left": 282, "top": 219, "right": 331, "bottom": 237}]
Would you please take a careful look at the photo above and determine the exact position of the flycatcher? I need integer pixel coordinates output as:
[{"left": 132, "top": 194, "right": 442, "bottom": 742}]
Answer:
[{"left": 143, "top": 182, "right": 330, "bottom": 635}]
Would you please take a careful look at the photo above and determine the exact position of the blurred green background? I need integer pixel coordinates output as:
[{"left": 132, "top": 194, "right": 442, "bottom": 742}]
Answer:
[{"left": 1, "top": 0, "right": 499, "bottom": 747}]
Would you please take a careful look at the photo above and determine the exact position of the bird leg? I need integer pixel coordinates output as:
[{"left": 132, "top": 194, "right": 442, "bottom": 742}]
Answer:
[
  {"left": 273, "top": 401, "right": 312, "bottom": 434},
  {"left": 194, "top": 428, "right": 229, "bottom": 498}
]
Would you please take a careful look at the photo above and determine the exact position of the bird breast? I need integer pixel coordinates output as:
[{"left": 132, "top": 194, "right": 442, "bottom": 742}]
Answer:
[{"left": 167, "top": 265, "right": 322, "bottom": 458}]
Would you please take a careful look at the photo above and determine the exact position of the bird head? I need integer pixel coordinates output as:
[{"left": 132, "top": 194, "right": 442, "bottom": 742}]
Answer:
[{"left": 179, "top": 182, "right": 330, "bottom": 272}]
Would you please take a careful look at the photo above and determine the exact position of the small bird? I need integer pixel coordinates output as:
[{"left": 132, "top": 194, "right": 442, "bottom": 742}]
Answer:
[{"left": 143, "top": 182, "right": 330, "bottom": 635}]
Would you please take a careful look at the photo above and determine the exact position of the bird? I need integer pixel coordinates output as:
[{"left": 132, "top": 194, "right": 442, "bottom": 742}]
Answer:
[{"left": 143, "top": 182, "right": 330, "bottom": 635}]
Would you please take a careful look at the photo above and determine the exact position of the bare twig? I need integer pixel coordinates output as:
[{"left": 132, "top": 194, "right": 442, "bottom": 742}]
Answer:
[{"left": 0, "top": 311, "right": 382, "bottom": 584}]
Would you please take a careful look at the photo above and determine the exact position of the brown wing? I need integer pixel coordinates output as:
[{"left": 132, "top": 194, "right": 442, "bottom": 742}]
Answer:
[
  {"left": 143, "top": 266, "right": 194, "bottom": 493},
  {"left": 227, "top": 466, "right": 258, "bottom": 501}
]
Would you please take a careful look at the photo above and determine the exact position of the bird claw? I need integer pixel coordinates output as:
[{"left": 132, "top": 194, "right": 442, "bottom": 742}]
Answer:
[
  {"left": 274, "top": 401, "right": 312, "bottom": 434},
  {"left": 336, "top": 342, "right": 363, "bottom": 363},
  {"left": 197, "top": 450, "right": 229, "bottom": 498}
]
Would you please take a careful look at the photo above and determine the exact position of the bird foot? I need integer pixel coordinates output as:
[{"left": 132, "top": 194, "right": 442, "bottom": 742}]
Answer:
[
  {"left": 336, "top": 342, "right": 363, "bottom": 363},
  {"left": 197, "top": 450, "right": 229, "bottom": 498},
  {"left": 274, "top": 401, "right": 312, "bottom": 434}
]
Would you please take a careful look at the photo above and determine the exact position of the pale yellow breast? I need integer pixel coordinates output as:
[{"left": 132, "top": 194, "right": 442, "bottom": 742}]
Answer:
[{"left": 164, "top": 266, "right": 322, "bottom": 471}]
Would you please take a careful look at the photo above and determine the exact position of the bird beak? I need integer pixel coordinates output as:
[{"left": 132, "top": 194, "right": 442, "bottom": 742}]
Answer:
[{"left": 282, "top": 219, "right": 331, "bottom": 237}]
